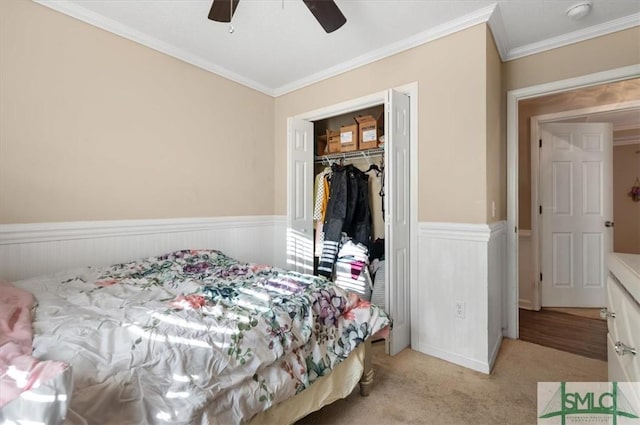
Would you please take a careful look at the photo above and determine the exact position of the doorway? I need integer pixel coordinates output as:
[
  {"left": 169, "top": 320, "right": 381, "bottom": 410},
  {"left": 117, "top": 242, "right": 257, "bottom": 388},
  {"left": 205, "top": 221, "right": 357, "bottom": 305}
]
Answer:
[
  {"left": 530, "top": 104, "right": 640, "bottom": 310},
  {"left": 505, "top": 65, "right": 640, "bottom": 340},
  {"left": 519, "top": 101, "right": 640, "bottom": 357}
]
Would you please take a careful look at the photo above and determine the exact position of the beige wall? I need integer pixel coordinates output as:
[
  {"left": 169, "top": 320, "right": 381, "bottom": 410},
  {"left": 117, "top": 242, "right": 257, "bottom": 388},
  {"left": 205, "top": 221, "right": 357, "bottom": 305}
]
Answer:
[
  {"left": 0, "top": 0, "right": 274, "bottom": 224},
  {"left": 486, "top": 28, "right": 505, "bottom": 223},
  {"left": 503, "top": 28, "right": 640, "bottom": 92},
  {"left": 4, "top": 1, "right": 637, "bottom": 229},
  {"left": 504, "top": 27, "right": 640, "bottom": 230},
  {"left": 613, "top": 143, "right": 640, "bottom": 254},
  {"left": 275, "top": 24, "right": 492, "bottom": 224}
]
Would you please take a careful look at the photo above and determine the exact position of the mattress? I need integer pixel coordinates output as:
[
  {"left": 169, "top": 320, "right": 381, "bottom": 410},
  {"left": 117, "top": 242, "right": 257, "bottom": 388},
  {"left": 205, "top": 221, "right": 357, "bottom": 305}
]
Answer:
[{"left": 5, "top": 249, "right": 390, "bottom": 425}]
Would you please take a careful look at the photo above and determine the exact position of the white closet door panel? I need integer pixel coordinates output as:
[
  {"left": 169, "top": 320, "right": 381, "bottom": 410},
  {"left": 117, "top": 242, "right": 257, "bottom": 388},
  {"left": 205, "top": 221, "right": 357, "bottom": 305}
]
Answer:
[
  {"left": 287, "top": 118, "right": 314, "bottom": 274},
  {"left": 386, "top": 89, "right": 411, "bottom": 355}
]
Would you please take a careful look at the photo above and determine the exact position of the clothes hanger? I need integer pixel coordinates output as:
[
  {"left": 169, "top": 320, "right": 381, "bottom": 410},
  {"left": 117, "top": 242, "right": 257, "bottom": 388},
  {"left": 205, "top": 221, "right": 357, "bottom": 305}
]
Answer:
[{"left": 365, "top": 164, "right": 381, "bottom": 176}]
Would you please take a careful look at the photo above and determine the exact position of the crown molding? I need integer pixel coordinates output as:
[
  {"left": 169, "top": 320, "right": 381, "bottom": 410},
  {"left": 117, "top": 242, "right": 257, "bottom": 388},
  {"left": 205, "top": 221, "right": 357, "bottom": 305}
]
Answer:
[
  {"left": 33, "top": 0, "right": 495, "bottom": 97},
  {"left": 32, "top": 0, "right": 276, "bottom": 96},
  {"left": 486, "top": 3, "right": 510, "bottom": 61},
  {"left": 271, "top": 4, "right": 498, "bottom": 96},
  {"left": 503, "top": 13, "right": 640, "bottom": 61}
]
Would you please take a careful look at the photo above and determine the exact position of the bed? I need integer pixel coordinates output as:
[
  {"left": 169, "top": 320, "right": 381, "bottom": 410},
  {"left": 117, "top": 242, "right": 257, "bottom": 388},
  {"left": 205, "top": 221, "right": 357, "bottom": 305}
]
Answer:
[{"left": 1, "top": 249, "right": 390, "bottom": 424}]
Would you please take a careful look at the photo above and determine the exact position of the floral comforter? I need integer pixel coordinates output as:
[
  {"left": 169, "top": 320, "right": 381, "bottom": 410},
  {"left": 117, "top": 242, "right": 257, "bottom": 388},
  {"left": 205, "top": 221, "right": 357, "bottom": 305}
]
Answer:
[{"left": 13, "top": 250, "right": 390, "bottom": 425}]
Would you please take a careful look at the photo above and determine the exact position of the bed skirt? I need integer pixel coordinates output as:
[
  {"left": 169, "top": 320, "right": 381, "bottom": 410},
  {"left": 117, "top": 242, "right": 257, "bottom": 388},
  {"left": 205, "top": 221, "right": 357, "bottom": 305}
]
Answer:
[{"left": 248, "top": 339, "right": 372, "bottom": 425}]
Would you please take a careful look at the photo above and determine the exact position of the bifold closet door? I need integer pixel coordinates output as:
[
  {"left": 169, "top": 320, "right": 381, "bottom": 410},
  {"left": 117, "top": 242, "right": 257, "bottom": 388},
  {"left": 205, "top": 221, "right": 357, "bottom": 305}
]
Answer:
[
  {"left": 287, "top": 117, "right": 314, "bottom": 274},
  {"left": 386, "top": 89, "right": 411, "bottom": 356}
]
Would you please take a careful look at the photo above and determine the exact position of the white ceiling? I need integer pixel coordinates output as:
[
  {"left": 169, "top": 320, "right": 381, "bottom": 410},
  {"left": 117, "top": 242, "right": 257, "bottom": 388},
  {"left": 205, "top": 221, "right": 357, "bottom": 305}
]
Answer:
[
  {"left": 556, "top": 107, "right": 640, "bottom": 144},
  {"left": 35, "top": 0, "right": 640, "bottom": 96}
]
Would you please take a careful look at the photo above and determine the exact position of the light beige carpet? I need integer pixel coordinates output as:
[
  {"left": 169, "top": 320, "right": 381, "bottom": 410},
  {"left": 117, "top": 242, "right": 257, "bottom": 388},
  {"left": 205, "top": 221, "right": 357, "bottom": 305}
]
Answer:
[{"left": 297, "top": 338, "right": 607, "bottom": 425}]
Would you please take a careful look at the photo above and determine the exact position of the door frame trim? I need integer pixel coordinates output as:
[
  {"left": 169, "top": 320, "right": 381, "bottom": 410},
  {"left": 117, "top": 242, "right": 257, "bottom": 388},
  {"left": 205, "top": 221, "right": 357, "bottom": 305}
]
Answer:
[
  {"left": 530, "top": 100, "right": 640, "bottom": 310},
  {"left": 506, "top": 64, "right": 640, "bottom": 339},
  {"left": 286, "top": 83, "right": 419, "bottom": 351}
]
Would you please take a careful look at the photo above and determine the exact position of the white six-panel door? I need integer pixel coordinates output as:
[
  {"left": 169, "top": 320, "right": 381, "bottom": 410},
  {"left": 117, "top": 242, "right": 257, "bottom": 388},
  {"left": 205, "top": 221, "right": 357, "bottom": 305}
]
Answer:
[
  {"left": 386, "top": 89, "right": 411, "bottom": 355},
  {"left": 287, "top": 117, "right": 315, "bottom": 274},
  {"left": 540, "top": 122, "right": 613, "bottom": 307}
]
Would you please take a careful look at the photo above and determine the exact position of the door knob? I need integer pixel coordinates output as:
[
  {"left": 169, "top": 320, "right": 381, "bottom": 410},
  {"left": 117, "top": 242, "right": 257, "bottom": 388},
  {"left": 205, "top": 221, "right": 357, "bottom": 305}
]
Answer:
[
  {"left": 605, "top": 221, "right": 615, "bottom": 228},
  {"left": 614, "top": 341, "right": 636, "bottom": 356},
  {"left": 600, "top": 308, "right": 615, "bottom": 319}
]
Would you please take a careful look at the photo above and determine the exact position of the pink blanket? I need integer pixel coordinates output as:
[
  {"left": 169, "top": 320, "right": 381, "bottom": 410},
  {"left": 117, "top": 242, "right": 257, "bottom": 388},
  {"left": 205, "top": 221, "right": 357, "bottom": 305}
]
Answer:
[{"left": 0, "top": 280, "right": 68, "bottom": 407}]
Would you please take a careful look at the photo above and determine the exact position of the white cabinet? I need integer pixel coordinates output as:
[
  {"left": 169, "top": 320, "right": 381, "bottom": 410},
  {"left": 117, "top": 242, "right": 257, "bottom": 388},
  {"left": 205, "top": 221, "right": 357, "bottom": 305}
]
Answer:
[{"left": 605, "top": 253, "right": 640, "bottom": 406}]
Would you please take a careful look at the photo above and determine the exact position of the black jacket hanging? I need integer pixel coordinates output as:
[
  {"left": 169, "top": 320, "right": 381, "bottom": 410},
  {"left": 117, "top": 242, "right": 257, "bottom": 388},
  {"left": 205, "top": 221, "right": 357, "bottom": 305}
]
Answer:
[{"left": 317, "top": 164, "right": 371, "bottom": 278}]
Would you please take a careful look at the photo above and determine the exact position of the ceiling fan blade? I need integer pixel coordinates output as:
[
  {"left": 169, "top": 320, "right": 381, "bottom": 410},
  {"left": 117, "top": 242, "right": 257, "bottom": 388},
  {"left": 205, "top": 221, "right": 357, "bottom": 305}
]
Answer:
[
  {"left": 208, "top": 0, "right": 240, "bottom": 23},
  {"left": 302, "top": 0, "right": 346, "bottom": 33}
]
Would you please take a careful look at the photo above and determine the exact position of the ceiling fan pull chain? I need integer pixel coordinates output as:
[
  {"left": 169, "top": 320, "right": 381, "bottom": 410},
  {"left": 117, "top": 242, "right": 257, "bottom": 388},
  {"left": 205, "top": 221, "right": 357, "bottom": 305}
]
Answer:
[{"left": 229, "top": 0, "right": 234, "bottom": 33}]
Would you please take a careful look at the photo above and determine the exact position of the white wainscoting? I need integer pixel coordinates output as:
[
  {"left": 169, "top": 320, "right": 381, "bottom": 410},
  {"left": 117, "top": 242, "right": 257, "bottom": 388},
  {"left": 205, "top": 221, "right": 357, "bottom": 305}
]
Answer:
[
  {"left": 0, "top": 216, "right": 286, "bottom": 282},
  {"left": 2, "top": 216, "right": 509, "bottom": 376},
  {"left": 518, "top": 229, "right": 534, "bottom": 310},
  {"left": 413, "top": 221, "right": 506, "bottom": 374}
]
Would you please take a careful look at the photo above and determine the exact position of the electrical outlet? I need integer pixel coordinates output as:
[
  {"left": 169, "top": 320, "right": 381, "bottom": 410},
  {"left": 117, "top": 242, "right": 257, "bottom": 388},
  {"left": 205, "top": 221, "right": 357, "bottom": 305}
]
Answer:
[{"left": 455, "top": 301, "right": 465, "bottom": 319}]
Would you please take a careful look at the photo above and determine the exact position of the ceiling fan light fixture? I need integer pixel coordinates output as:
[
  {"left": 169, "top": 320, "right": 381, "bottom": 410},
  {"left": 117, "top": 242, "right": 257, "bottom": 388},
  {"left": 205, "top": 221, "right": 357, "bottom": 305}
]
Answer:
[{"left": 566, "top": 1, "right": 592, "bottom": 20}]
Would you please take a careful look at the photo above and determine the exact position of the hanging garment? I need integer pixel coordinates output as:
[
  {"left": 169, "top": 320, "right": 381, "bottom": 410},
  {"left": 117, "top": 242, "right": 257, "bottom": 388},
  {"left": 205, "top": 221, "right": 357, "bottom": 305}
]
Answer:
[
  {"left": 314, "top": 169, "right": 331, "bottom": 257},
  {"left": 370, "top": 238, "right": 385, "bottom": 261},
  {"left": 334, "top": 240, "right": 372, "bottom": 301},
  {"left": 313, "top": 168, "right": 332, "bottom": 221},
  {"left": 379, "top": 163, "right": 386, "bottom": 221},
  {"left": 317, "top": 165, "right": 372, "bottom": 277},
  {"left": 347, "top": 171, "right": 372, "bottom": 248},
  {"left": 317, "top": 166, "right": 348, "bottom": 277},
  {"left": 370, "top": 260, "right": 386, "bottom": 311},
  {"left": 314, "top": 221, "right": 325, "bottom": 257}
]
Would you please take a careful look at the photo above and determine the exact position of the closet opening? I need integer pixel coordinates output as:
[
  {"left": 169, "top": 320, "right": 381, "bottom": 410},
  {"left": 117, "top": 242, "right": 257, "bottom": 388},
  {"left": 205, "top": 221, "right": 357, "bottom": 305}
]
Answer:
[
  {"left": 286, "top": 84, "right": 418, "bottom": 356},
  {"left": 311, "top": 104, "right": 386, "bottom": 307}
]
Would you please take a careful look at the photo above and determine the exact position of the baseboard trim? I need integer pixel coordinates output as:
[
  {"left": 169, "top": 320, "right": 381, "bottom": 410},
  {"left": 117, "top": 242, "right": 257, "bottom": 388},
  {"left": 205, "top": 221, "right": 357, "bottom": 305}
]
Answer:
[
  {"left": 488, "top": 334, "right": 503, "bottom": 372},
  {"left": 519, "top": 299, "right": 534, "bottom": 310},
  {"left": 519, "top": 229, "right": 532, "bottom": 238},
  {"left": 412, "top": 342, "right": 491, "bottom": 374}
]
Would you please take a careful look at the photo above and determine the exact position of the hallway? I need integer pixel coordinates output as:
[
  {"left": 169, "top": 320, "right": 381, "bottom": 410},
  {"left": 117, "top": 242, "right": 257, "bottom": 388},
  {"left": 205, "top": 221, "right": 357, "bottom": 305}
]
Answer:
[{"left": 519, "top": 308, "right": 607, "bottom": 361}]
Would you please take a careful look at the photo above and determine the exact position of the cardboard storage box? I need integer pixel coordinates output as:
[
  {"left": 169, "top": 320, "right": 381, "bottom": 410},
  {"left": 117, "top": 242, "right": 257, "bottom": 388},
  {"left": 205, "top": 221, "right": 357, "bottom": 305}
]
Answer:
[
  {"left": 327, "top": 129, "right": 341, "bottom": 153},
  {"left": 339, "top": 124, "right": 358, "bottom": 152},
  {"left": 355, "top": 113, "right": 383, "bottom": 150},
  {"left": 316, "top": 134, "right": 328, "bottom": 156}
]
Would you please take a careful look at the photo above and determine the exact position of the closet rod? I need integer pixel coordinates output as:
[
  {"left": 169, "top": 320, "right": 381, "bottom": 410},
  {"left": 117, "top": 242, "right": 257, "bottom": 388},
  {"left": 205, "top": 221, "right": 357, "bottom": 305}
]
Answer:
[{"left": 315, "top": 147, "right": 384, "bottom": 164}]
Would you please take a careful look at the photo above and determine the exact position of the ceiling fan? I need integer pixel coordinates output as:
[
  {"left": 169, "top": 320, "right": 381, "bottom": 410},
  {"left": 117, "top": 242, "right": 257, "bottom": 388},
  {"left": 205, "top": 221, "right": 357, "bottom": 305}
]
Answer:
[{"left": 208, "top": 0, "right": 347, "bottom": 33}]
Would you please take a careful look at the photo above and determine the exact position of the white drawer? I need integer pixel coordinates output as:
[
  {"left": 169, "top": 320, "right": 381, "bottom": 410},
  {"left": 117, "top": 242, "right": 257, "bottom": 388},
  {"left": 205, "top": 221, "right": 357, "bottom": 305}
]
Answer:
[
  {"left": 608, "top": 333, "right": 635, "bottom": 381},
  {"left": 606, "top": 275, "right": 625, "bottom": 334},
  {"left": 606, "top": 275, "right": 640, "bottom": 382},
  {"left": 607, "top": 333, "right": 640, "bottom": 415}
]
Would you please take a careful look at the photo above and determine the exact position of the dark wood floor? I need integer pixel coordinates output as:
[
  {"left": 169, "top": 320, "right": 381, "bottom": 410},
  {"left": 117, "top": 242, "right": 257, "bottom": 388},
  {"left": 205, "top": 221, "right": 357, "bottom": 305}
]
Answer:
[{"left": 519, "top": 308, "right": 607, "bottom": 361}]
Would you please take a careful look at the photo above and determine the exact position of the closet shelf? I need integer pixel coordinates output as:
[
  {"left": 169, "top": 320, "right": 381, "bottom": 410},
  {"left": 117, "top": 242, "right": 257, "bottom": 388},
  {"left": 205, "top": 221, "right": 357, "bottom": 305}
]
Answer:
[{"left": 315, "top": 148, "right": 384, "bottom": 164}]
